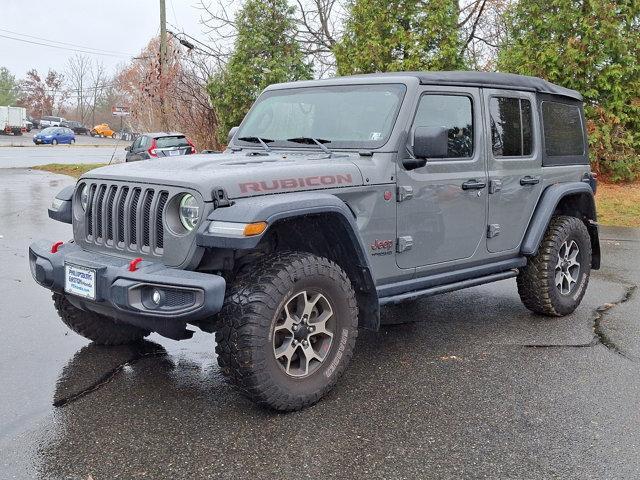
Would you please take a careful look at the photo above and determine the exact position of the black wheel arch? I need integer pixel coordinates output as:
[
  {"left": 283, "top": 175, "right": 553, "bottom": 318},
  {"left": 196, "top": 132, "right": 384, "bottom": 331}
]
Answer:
[
  {"left": 196, "top": 192, "right": 380, "bottom": 330},
  {"left": 521, "top": 182, "right": 600, "bottom": 269}
]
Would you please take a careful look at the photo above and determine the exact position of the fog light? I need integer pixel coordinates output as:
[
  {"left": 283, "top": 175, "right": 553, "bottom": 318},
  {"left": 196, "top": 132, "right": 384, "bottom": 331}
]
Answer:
[{"left": 152, "top": 289, "right": 162, "bottom": 305}]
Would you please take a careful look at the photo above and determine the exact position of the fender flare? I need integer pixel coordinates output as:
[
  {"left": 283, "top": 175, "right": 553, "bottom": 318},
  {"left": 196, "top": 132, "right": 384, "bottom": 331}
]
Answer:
[
  {"left": 197, "top": 192, "right": 366, "bottom": 257},
  {"left": 521, "top": 182, "right": 599, "bottom": 267},
  {"left": 196, "top": 191, "right": 380, "bottom": 329}
]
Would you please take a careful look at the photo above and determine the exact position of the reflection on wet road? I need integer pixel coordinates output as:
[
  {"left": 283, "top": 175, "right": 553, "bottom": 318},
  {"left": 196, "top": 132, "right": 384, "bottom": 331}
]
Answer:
[{"left": 1, "top": 169, "right": 640, "bottom": 479}]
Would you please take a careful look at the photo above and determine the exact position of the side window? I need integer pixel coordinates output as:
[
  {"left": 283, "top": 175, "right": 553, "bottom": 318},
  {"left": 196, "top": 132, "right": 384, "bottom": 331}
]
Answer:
[
  {"left": 413, "top": 95, "right": 474, "bottom": 158},
  {"left": 132, "top": 137, "right": 142, "bottom": 150},
  {"left": 490, "top": 97, "right": 533, "bottom": 157},
  {"left": 542, "top": 102, "right": 584, "bottom": 156}
]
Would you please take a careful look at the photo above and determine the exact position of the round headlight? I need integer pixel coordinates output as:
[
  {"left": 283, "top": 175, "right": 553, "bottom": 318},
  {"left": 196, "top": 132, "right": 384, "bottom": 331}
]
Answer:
[
  {"left": 179, "top": 194, "right": 199, "bottom": 231},
  {"left": 80, "top": 184, "right": 89, "bottom": 211}
]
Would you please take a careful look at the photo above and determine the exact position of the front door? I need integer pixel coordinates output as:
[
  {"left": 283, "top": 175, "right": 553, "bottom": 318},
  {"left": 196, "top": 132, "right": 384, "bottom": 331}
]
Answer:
[
  {"left": 483, "top": 89, "right": 543, "bottom": 253},
  {"left": 396, "top": 87, "right": 487, "bottom": 269}
]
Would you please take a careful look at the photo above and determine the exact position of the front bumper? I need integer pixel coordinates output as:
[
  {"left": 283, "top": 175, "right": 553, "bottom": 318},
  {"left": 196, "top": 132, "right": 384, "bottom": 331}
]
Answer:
[{"left": 29, "top": 240, "right": 226, "bottom": 336}]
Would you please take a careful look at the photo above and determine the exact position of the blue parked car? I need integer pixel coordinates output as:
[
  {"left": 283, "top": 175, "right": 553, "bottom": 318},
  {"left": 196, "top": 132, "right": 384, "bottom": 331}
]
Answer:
[{"left": 33, "top": 127, "right": 76, "bottom": 145}]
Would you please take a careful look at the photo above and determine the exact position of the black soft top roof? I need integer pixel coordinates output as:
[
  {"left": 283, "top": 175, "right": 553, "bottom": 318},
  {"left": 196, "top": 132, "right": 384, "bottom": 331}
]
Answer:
[{"left": 352, "top": 71, "right": 582, "bottom": 100}]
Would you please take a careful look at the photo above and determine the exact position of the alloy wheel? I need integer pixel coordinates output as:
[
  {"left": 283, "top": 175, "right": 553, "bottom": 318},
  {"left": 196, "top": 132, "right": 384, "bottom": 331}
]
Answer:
[
  {"left": 272, "top": 290, "right": 335, "bottom": 378},
  {"left": 555, "top": 240, "right": 581, "bottom": 295}
]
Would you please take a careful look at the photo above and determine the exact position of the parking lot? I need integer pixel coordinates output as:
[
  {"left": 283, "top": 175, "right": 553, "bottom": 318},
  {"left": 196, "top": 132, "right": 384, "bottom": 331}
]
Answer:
[
  {"left": 1, "top": 164, "right": 640, "bottom": 479},
  {"left": 0, "top": 132, "right": 126, "bottom": 168},
  {"left": 0, "top": 129, "right": 124, "bottom": 148}
]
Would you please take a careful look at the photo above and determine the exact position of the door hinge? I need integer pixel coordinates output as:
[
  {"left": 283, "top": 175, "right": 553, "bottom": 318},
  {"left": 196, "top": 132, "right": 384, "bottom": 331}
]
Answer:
[
  {"left": 487, "top": 224, "right": 501, "bottom": 238},
  {"left": 396, "top": 236, "right": 414, "bottom": 253},
  {"left": 489, "top": 179, "right": 502, "bottom": 194},
  {"left": 397, "top": 185, "right": 414, "bottom": 202}
]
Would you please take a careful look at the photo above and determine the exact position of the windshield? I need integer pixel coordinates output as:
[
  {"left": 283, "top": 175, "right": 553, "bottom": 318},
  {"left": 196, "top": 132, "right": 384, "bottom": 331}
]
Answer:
[
  {"left": 236, "top": 84, "right": 406, "bottom": 149},
  {"left": 41, "top": 127, "right": 56, "bottom": 134}
]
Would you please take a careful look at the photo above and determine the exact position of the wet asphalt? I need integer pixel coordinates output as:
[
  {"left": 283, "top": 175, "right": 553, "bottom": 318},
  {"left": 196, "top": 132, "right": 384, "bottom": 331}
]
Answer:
[{"left": 1, "top": 168, "right": 639, "bottom": 479}]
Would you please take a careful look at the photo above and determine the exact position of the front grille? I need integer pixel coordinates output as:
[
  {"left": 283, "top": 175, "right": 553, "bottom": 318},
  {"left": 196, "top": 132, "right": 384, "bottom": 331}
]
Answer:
[{"left": 83, "top": 182, "right": 168, "bottom": 257}]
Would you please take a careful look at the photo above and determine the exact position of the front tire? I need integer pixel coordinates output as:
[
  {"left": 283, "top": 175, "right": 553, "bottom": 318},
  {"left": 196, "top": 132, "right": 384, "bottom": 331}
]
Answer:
[
  {"left": 517, "top": 215, "right": 592, "bottom": 316},
  {"left": 215, "top": 252, "right": 358, "bottom": 411},
  {"left": 53, "top": 293, "right": 150, "bottom": 345},
  {"left": 51, "top": 139, "right": 58, "bottom": 145}
]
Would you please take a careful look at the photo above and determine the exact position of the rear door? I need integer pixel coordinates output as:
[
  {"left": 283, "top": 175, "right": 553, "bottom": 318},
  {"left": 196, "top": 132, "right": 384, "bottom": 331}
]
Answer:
[
  {"left": 483, "top": 89, "right": 543, "bottom": 253},
  {"left": 396, "top": 87, "right": 487, "bottom": 269}
]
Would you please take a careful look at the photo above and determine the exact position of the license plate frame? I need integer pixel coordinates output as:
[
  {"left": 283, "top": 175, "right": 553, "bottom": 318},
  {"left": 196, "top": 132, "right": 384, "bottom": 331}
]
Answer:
[
  {"left": 64, "top": 264, "right": 96, "bottom": 300},
  {"left": 169, "top": 149, "right": 181, "bottom": 156}
]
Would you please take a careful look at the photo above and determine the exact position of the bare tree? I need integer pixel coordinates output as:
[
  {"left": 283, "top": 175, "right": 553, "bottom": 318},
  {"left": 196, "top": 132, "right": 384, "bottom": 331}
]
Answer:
[
  {"left": 66, "top": 54, "right": 92, "bottom": 121},
  {"left": 458, "top": 0, "right": 512, "bottom": 71},
  {"left": 293, "top": 0, "right": 346, "bottom": 76},
  {"left": 173, "top": 47, "right": 220, "bottom": 148},
  {"left": 198, "top": 0, "right": 346, "bottom": 77},
  {"left": 88, "top": 60, "right": 108, "bottom": 126}
]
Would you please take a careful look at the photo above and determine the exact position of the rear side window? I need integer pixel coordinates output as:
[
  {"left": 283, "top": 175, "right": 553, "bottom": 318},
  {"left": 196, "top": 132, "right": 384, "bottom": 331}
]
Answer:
[
  {"left": 413, "top": 95, "right": 474, "bottom": 158},
  {"left": 490, "top": 97, "right": 533, "bottom": 157},
  {"left": 542, "top": 102, "right": 584, "bottom": 156},
  {"left": 156, "top": 136, "right": 189, "bottom": 148}
]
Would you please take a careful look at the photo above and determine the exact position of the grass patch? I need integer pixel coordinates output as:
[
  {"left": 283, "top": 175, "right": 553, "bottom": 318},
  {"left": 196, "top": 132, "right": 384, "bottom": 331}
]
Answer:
[
  {"left": 32, "top": 163, "right": 107, "bottom": 179},
  {"left": 596, "top": 182, "right": 640, "bottom": 227}
]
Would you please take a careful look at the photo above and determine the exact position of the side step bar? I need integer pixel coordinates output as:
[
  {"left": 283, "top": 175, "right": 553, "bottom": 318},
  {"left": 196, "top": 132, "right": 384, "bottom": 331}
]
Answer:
[{"left": 379, "top": 269, "right": 519, "bottom": 306}]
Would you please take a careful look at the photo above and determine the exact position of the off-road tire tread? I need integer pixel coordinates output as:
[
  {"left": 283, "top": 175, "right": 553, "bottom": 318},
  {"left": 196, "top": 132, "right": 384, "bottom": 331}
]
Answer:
[
  {"left": 53, "top": 293, "right": 150, "bottom": 345},
  {"left": 517, "top": 215, "right": 591, "bottom": 316},
  {"left": 215, "top": 251, "right": 358, "bottom": 411}
]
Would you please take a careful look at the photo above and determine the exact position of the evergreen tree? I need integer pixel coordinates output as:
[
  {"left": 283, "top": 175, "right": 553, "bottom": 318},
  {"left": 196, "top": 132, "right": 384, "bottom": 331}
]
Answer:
[
  {"left": 0, "top": 67, "right": 18, "bottom": 105},
  {"left": 498, "top": 0, "right": 640, "bottom": 181},
  {"left": 208, "top": 0, "right": 312, "bottom": 144},
  {"left": 334, "top": 0, "right": 463, "bottom": 75}
]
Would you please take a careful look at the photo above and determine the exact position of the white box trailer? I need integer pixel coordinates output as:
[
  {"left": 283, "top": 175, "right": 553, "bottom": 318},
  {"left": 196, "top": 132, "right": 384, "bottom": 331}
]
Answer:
[{"left": 0, "top": 106, "right": 27, "bottom": 135}]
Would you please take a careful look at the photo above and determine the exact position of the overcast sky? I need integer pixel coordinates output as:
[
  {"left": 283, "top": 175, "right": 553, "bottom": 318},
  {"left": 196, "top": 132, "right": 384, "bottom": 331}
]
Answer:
[{"left": 1, "top": 0, "right": 208, "bottom": 79}]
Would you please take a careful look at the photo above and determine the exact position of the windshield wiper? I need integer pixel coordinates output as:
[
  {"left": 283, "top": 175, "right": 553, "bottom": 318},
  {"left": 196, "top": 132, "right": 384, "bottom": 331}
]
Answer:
[
  {"left": 286, "top": 137, "right": 332, "bottom": 155},
  {"left": 237, "top": 136, "right": 273, "bottom": 153}
]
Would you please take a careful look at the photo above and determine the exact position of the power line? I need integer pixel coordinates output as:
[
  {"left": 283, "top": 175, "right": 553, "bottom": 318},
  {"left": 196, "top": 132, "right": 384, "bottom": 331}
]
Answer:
[
  {"left": 0, "top": 28, "right": 136, "bottom": 56},
  {"left": 0, "top": 32, "right": 133, "bottom": 58}
]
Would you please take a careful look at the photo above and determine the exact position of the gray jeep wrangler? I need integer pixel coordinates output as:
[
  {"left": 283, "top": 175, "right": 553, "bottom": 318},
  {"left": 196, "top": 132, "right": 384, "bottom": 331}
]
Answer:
[{"left": 29, "top": 72, "right": 600, "bottom": 411}]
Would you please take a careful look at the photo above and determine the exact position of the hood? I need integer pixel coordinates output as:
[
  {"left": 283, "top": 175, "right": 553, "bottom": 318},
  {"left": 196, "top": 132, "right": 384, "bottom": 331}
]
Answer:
[{"left": 83, "top": 151, "right": 364, "bottom": 201}]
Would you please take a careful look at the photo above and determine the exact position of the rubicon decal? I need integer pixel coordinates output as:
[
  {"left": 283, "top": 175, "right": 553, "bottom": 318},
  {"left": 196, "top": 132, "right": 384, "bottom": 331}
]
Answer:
[{"left": 239, "top": 174, "right": 353, "bottom": 193}]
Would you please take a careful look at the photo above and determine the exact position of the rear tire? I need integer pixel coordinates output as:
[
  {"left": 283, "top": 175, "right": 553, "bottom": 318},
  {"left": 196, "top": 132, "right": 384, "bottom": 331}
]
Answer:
[
  {"left": 53, "top": 293, "right": 150, "bottom": 345},
  {"left": 215, "top": 252, "right": 358, "bottom": 411},
  {"left": 517, "top": 215, "right": 592, "bottom": 316}
]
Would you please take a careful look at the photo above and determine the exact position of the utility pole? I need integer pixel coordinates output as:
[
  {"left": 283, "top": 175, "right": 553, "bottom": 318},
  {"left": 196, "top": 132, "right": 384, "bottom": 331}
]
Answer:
[{"left": 159, "top": 0, "right": 169, "bottom": 131}]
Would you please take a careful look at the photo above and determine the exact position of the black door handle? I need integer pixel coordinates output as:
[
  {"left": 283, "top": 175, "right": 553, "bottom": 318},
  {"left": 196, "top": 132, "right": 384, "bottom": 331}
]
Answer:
[
  {"left": 462, "top": 179, "right": 487, "bottom": 190},
  {"left": 520, "top": 175, "right": 541, "bottom": 186}
]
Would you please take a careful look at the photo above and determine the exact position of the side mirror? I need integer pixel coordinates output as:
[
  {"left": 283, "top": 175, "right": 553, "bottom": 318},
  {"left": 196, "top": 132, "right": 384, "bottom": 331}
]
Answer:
[
  {"left": 227, "top": 126, "right": 239, "bottom": 144},
  {"left": 404, "top": 126, "right": 449, "bottom": 170},
  {"left": 125, "top": 146, "right": 131, "bottom": 152}
]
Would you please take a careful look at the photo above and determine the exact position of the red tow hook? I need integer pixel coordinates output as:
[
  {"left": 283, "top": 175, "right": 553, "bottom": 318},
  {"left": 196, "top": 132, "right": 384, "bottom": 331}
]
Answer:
[
  {"left": 51, "top": 241, "right": 64, "bottom": 253},
  {"left": 128, "top": 257, "right": 143, "bottom": 272}
]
